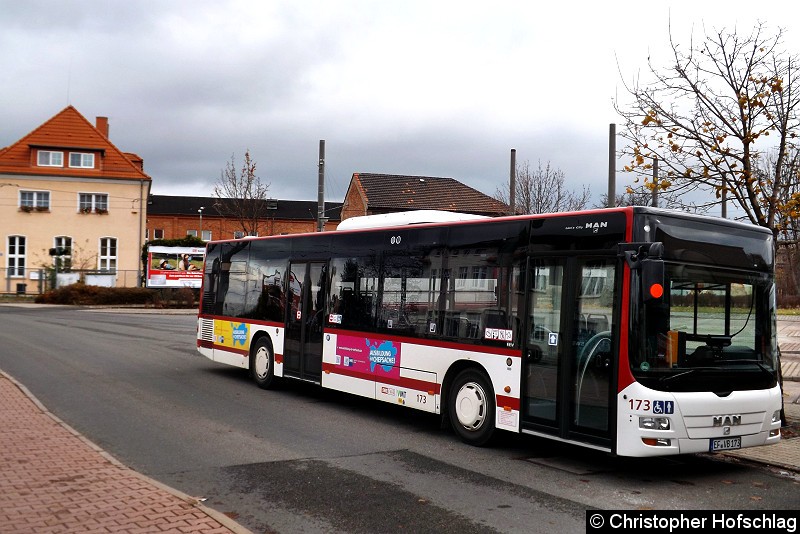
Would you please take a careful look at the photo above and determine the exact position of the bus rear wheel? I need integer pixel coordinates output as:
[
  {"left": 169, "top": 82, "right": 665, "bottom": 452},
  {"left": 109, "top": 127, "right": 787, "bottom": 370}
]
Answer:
[
  {"left": 448, "top": 368, "right": 495, "bottom": 446},
  {"left": 250, "top": 337, "right": 276, "bottom": 389}
]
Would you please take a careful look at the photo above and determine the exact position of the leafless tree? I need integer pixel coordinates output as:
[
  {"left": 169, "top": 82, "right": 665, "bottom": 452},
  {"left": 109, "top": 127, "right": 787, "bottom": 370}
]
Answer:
[
  {"left": 213, "top": 150, "right": 271, "bottom": 236},
  {"left": 615, "top": 21, "right": 800, "bottom": 237},
  {"left": 495, "top": 160, "right": 590, "bottom": 214}
]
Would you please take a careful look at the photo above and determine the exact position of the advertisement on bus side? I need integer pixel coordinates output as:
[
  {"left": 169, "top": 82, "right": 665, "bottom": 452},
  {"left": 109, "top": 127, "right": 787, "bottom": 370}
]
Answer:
[
  {"left": 335, "top": 334, "right": 402, "bottom": 379},
  {"left": 146, "top": 245, "right": 205, "bottom": 288}
]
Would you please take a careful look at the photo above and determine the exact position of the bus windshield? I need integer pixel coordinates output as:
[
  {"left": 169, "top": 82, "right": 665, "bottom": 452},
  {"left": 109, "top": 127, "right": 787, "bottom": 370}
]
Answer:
[{"left": 631, "top": 262, "right": 778, "bottom": 392}]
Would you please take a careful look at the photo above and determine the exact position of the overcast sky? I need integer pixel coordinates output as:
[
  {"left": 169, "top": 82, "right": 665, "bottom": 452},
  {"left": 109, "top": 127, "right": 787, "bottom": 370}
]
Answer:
[{"left": 1, "top": 1, "right": 797, "bottom": 206}]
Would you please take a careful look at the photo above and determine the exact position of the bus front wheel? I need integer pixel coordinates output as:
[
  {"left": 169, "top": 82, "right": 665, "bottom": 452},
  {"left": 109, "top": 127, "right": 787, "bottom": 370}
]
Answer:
[
  {"left": 448, "top": 369, "right": 495, "bottom": 446},
  {"left": 250, "top": 337, "right": 276, "bottom": 389}
]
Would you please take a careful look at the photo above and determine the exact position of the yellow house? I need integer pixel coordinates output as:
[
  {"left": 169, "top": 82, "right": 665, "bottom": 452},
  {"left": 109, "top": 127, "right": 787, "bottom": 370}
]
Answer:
[{"left": 0, "top": 106, "right": 151, "bottom": 294}]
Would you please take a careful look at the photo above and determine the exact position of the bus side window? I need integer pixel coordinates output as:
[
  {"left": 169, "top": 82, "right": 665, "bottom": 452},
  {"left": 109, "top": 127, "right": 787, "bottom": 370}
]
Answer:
[{"left": 329, "top": 256, "right": 379, "bottom": 331}]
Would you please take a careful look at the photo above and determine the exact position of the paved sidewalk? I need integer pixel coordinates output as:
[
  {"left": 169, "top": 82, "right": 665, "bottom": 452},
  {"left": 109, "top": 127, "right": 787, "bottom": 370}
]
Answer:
[{"left": 0, "top": 371, "right": 249, "bottom": 534}]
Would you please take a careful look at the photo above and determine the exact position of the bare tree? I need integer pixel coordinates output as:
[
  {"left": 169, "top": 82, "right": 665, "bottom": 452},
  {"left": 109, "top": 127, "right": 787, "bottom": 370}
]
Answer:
[
  {"left": 615, "top": 21, "right": 800, "bottom": 237},
  {"left": 595, "top": 189, "right": 702, "bottom": 211},
  {"left": 495, "top": 160, "right": 590, "bottom": 214},
  {"left": 213, "top": 150, "right": 271, "bottom": 236}
]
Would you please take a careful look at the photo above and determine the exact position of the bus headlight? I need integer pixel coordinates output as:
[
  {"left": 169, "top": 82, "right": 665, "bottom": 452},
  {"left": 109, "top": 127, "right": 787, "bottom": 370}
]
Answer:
[
  {"left": 772, "top": 410, "right": 781, "bottom": 423},
  {"left": 639, "top": 416, "right": 671, "bottom": 430}
]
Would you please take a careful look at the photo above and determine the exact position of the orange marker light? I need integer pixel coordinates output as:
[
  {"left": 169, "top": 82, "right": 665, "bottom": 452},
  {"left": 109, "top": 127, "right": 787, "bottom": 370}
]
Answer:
[{"left": 649, "top": 283, "right": 664, "bottom": 299}]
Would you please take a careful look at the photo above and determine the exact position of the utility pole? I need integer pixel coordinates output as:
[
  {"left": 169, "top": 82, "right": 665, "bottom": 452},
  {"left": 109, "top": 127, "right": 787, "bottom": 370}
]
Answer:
[
  {"left": 608, "top": 123, "right": 616, "bottom": 208},
  {"left": 317, "top": 140, "right": 326, "bottom": 232},
  {"left": 509, "top": 148, "right": 516, "bottom": 215},
  {"left": 652, "top": 157, "right": 658, "bottom": 207}
]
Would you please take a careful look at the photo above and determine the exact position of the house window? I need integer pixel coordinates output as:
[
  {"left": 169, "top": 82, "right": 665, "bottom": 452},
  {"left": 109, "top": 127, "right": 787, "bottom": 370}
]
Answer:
[
  {"left": 154, "top": 229, "right": 164, "bottom": 239},
  {"left": 54, "top": 236, "right": 72, "bottom": 270},
  {"left": 187, "top": 230, "right": 198, "bottom": 237},
  {"left": 79, "top": 193, "right": 109, "bottom": 213},
  {"left": 37, "top": 151, "right": 63, "bottom": 167},
  {"left": 233, "top": 231, "right": 245, "bottom": 239},
  {"left": 69, "top": 152, "right": 95, "bottom": 168},
  {"left": 7, "top": 236, "right": 26, "bottom": 277},
  {"left": 201, "top": 230, "right": 212, "bottom": 241},
  {"left": 99, "top": 237, "right": 117, "bottom": 271},
  {"left": 20, "top": 190, "right": 50, "bottom": 209},
  {"left": 54, "top": 236, "right": 72, "bottom": 254}
]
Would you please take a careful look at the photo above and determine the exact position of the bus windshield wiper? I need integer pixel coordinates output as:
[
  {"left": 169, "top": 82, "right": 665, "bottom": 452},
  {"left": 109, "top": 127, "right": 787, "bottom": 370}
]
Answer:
[
  {"left": 659, "top": 369, "right": 696, "bottom": 384},
  {"left": 712, "top": 359, "right": 774, "bottom": 377}
]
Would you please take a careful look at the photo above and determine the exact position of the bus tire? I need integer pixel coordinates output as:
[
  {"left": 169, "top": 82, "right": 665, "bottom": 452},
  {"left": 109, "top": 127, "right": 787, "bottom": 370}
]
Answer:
[
  {"left": 250, "top": 337, "right": 276, "bottom": 389},
  {"left": 448, "top": 368, "right": 495, "bottom": 446}
]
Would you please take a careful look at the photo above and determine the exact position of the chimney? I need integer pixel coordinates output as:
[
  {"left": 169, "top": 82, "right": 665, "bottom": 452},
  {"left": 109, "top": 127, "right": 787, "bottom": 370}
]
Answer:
[{"left": 96, "top": 116, "right": 109, "bottom": 138}]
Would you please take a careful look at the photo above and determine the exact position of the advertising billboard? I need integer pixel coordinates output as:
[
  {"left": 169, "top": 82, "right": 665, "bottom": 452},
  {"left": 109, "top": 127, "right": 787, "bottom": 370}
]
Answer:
[{"left": 146, "top": 245, "right": 205, "bottom": 288}]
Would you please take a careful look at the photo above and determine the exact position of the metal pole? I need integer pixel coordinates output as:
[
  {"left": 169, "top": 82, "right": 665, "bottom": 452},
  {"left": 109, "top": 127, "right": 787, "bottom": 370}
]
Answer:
[
  {"left": 608, "top": 123, "right": 616, "bottom": 208},
  {"left": 509, "top": 148, "right": 516, "bottom": 215},
  {"left": 652, "top": 157, "right": 658, "bottom": 207},
  {"left": 137, "top": 180, "right": 144, "bottom": 287},
  {"left": 317, "top": 140, "right": 325, "bottom": 232},
  {"left": 721, "top": 186, "right": 727, "bottom": 219}
]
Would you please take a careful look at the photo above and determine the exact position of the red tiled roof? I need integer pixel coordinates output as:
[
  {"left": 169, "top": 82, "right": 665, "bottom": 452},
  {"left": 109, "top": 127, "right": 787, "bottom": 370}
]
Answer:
[
  {"left": 0, "top": 105, "right": 150, "bottom": 180},
  {"left": 353, "top": 173, "right": 509, "bottom": 216}
]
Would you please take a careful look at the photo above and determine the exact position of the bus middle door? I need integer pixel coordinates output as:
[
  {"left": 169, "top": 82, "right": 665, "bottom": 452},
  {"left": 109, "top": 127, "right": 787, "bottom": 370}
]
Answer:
[{"left": 284, "top": 261, "right": 326, "bottom": 382}]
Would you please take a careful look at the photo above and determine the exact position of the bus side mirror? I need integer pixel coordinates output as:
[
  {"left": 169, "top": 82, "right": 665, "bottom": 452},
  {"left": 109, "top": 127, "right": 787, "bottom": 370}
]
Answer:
[{"left": 641, "top": 259, "right": 664, "bottom": 301}]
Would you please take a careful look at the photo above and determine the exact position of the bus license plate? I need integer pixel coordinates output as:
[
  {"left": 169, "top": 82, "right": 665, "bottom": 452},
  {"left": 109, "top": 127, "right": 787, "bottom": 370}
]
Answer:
[{"left": 710, "top": 437, "right": 741, "bottom": 451}]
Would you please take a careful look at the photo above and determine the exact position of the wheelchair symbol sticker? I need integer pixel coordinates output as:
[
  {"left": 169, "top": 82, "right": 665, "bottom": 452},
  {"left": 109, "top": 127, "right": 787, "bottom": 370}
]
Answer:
[{"left": 653, "top": 400, "right": 674, "bottom": 414}]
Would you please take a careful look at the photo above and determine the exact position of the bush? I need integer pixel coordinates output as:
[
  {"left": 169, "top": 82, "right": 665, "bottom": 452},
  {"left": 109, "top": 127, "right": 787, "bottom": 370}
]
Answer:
[{"left": 35, "top": 283, "right": 197, "bottom": 308}]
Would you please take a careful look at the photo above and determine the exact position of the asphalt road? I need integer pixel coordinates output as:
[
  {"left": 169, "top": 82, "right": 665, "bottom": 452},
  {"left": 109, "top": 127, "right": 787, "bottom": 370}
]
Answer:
[{"left": 1, "top": 305, "right": 797, "bottom": 533}]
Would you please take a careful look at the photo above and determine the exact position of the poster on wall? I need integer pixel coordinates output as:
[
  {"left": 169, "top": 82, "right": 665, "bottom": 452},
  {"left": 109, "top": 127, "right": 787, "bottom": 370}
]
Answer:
[{"left": 146, "top": 246, "right": 206, "bottom": 288}]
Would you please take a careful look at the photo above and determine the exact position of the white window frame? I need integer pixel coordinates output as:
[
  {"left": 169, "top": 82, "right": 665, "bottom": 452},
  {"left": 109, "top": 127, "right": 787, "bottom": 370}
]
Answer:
[
  {"left": 37, "top": 151, "right": 63, "bottom": 167},
  {"left": 54, "top": 236, "right": 72, "bottom": 256},
  {"left": 69, "top": 152, "right": 95, "bottom": 168},
  {"left": 187, "top": 229, "right": 198, "bottom": 237},
  {"left": 233, "top": 231, "right": 245, "bottom": 239},
  {"left": 201, "top": 230, "right": 212, "bottom": 241},
  {"left": 79, "top": 192, "right": 109, "bottom": 213},
  {"left": 7, "top": 235, "right": 26, "bottom": 278},
  {"left": 98, "top": 237, "right": 117, "bottom": 271},
  {"left": 20, "top": 190, "right": 50, "bottom": 209},
  {"left": 153, "top": 229, "right": 164, "bottom": 239}
]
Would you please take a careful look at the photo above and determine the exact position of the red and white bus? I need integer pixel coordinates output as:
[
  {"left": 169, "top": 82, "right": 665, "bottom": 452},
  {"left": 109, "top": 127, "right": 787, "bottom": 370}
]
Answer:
[{"left": 196, "top": 206, "right": 782, "bottom": 456}]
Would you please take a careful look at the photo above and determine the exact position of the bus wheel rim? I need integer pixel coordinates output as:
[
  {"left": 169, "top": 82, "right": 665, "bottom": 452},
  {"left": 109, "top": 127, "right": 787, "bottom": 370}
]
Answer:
[
  {"left": 255, "top": 347, "right": 270, "bottom": 379},
  {"left": 454, "top": 381, "right": 487, "bottom": 431}
]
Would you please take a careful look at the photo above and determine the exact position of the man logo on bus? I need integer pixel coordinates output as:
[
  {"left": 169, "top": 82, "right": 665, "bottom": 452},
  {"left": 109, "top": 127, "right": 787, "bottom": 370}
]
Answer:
[{"left": 367, "top": 339, "right": 397, "bottom": 372}]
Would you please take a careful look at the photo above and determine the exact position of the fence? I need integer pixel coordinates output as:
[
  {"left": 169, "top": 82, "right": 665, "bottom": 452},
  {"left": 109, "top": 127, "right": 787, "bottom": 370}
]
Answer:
[{"left": 2, "top": 269, "right": 143, "bottom": 296}]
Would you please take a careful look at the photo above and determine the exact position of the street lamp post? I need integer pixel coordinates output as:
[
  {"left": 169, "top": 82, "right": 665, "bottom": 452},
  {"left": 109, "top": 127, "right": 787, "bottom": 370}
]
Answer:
[{"left": 198, "top": 206, "right": 205, "bottom": 240}]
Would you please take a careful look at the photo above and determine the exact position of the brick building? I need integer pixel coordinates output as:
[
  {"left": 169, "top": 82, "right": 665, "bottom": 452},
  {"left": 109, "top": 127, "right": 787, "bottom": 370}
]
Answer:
[
  {"left": 340, "top": 172, "right": 509, "bottom": 221},
  {"left": 146, "top": 195, "right": 342, "bottom": 241}
]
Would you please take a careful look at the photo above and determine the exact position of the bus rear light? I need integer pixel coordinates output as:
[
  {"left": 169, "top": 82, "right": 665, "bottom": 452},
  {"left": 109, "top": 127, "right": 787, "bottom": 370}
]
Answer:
[
  {"left": 642, "top": 438, "right": 671, "bottom": 447},
  {"left": 639, "top": 416, "right": 670, "bottom": 430}
]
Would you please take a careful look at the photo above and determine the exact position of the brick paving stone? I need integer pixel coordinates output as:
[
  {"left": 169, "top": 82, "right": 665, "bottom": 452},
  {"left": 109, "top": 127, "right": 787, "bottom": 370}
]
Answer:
[{"left": 0, "top": 372, "right": 249, "bottom": 534}]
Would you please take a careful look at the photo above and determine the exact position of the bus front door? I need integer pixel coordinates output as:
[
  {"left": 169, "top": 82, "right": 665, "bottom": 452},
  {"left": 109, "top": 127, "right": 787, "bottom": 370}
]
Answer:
[
  {"left": 522, "top": 256, "right": 615, "bottom": 446},
  {"left": 283, "top": 261, "right": 326, "bottom": 382}
]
